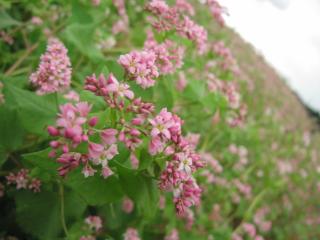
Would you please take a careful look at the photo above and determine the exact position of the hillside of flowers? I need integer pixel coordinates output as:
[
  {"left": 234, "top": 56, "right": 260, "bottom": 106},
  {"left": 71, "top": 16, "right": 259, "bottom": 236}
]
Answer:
[{"left": 0, "top": 0, "right": 319, "bottom": 239}]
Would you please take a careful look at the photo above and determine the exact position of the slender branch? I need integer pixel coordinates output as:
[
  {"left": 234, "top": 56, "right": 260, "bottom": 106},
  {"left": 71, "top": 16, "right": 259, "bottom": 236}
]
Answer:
[
  {"left": 58, "top": 181, "right": 69, "bottom": 238},
  {"left": 4, "top": 42, "right": 39, "bottom": 76}
]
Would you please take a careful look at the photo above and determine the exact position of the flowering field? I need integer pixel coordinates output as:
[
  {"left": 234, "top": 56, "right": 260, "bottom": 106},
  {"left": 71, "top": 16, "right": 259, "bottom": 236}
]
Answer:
[{"left": 0, "top": 0, "right": 319, "bottom": 239}]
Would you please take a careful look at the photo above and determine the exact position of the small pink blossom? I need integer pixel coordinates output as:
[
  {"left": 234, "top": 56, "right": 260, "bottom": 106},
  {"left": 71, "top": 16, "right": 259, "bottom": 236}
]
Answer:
[
  {"left": 122, "top": 197, "right": 134, "bottom": 213},
  {"left": 164, "top": 228, "right": 179, "bottom": 240},
  {"left": 176, "top": 72, "right": 187, "bottom": 92},
  {"left": 85, "top": 215, "right": 103, "bottom": 231},
  {"left": 31, "top": 16, "right": 43, "bottom": 25},
  {"left": 124, "top": 228, "right": 140, "bottom": 240}
]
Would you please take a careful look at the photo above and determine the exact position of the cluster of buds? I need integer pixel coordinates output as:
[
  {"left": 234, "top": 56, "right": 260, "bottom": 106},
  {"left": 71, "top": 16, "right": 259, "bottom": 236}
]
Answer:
[
  {"left": 149, "top": 108, "right": 204, "bottom": 214},
  {"left": 229, "top": 144, "right": 249, "bottom": 171},
  {"left": 30, "top": 38, "right": 71, "bottom": 95},
  {"left": 118, "top": 50, "right": 159, "bottom": 89},
  {"left": 6, "top": 169, "right": 41, "bottom": 192},
  {"left": 206, "top": 0, "right": 228, "bottom": 26},
  {"left": 212, "top": 41, "right": 240, "bottom": 75},
  {"left": 232, "top": 222, "right": 266, "bottom": 240},
  {"left": 47, "top": 101, "right": 115, "bottom": 178},
  {"left": 144, "top": 30, "right": 185, "bottom": 75},
  {"left": 112, "top": 0, "right": 129, "bottom": 35},
  {"left": 146, "top": 0, "right": 208, "bottom": 54},
  {"left": 232, "top": 179, "right": 252, "bottom": 201},
  {"left": 206, "top": 73, "right": 241, "bottom": 109}
]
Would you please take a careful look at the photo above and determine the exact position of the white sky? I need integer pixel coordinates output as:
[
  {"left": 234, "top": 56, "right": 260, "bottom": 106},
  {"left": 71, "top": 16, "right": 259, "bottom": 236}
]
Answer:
[{"left": 222, "top": 0, "right": 320, "bottom": 111}]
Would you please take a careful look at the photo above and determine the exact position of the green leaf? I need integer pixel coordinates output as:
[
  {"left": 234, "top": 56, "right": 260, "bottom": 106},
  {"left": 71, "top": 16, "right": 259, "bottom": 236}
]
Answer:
[
  {"left": 4, "top": 84, "right": 56, "bottom": 135},
  {"left": 23, "top": 148, "right": 59, "bottom": 178},
  {"left": 64, "top": 23, "right": 103, "bottom": 61},
  {"left": 65, "top": 169, "right": 124, "bottom": 205},
  {"left": 0, "top": 10, "right": 20, "bottom": 29},
  {"left": 15, "top": 189, "right": 86, "bottom": 240},
  {"left": 0, "top": 106, "right": 25, "bottom": 151},
  {"left": 0, "top": 146, "right": 8, "bottom": 167},
  {"left": 115, "top": 162, "right": 159, "bottom": 219}
]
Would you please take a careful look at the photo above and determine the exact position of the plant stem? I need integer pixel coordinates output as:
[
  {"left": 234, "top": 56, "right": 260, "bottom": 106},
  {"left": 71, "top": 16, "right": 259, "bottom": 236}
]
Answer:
[
  {"left": 54, "top": 92, "right": 59, "bottom": 112},
  {"left": 58, "top": 181, "right": 69, "bottom": 238}
]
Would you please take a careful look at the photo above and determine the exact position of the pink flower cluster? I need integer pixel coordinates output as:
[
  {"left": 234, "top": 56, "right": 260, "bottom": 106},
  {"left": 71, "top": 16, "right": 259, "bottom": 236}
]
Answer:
[
  {"left": 206, "top": 73, "right": 241, "bottom": 109},
  {"left": 124, "top": 228, "right": 140, "bottom": 240},
  {"left": 6, "top": 169, "right": 41, "bottom": 192},
  {"left": 80, "top": 215, "right": 103, "bottom": 240},
  {"left": 48, "top": 100, "right": 117, "bottom": 178},
  {"left": 146, "top": 0, "right": 208, "bottom": 54},
  {"left": 254, "top": 207, "right": 272, "bottom": 233},
  {"left": 144, "top": 30, "right": 185, "bottom": 75},
  {"left": 118, "top": 51, "right": 159, "bottom": 88},
  {"left": 85, "top": 73, "right": 155, "bottom": 155},
  {"left": 30, "top": 38, "right": 71, "bottom": 95},
  {"left": 112, "top": 0, "right": 129, "bottom": 34},
  {"left": 175, "top": 0, "right": 195, "bottom": 16},
  {"left": 232, "top": 222, "right": 266, "bottom": 240},
  {"left": 229, "top": 144, "right": 249, "bottom": 171},
  {"left": 233, "top": 179, "right": 252, "bottom": 201},
  {"left": 207, "top": 0, "right": 228, "bottom": 26},
  {"left": 177, "top": 16, "right": 208, "bottom": 54},
  {"left": 212, "top": 41, "right": 240, "bottom": 75},
  {"left": 149, "top": 109, "right": 204, "bottom": 214}
]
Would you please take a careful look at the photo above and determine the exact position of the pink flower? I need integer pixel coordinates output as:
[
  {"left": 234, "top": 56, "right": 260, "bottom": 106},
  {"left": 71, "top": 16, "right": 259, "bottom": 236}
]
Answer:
[
  {"left": 30, "top": 38, "right": 71, "bottom": 95},
  {"left": 118, "top": 50, "right": 159, "bottom": 88},
  {"left": 176, "top": 72, "right": 187, "bottom": 92},
  {"left": 85, "top": 215, "right": 103, "bottom": 231},
  {"left": 101, "top": 129, "right": 118, "bottom": 145},
  {"left": 175, "top": 0, "right": 194, "bottom": 15},
  {"left": 124, "top": 228, "right": 140, "bottom": 240},
  {"left": 130, "top": 153, "right": 139, "bottom": 169},
  {"left": 82, "top": 164, "right": 97, "bottom": 178},
  {"left": 57, "top": 152, "right": 81, "bottom": 177},
  {"left": 144, "top": 30, "right": 185, "bottom": 75},
  {"left": 101, "top": 166, "right": 114, "bottom": 179},
  {"left": 85, "top": 73, "right": 134, "bottom": 108},
  {"left": 177, "top": 16, "right": 208, "bottom": 54},
  {"left": 243, "top": 223, "right": 256, "bottom": 238},
  {"left": 6, "top": 169, "right": 41, "bottom": 192},
  {"left": 122, "top": 197, "right": 134, "bottom": 213},
  {"left": 64, "top": 90, "right": 80, "bottom": 102},
  {"left": 31, "top": 16, "right": 43, "bottom": 26},
  {"left": 149, "top": 108, "right": 175, "bottom": 140},
  {"left": 176, "top": 152, "right": 193, "bottom": 174},
  {"left": 164, "top": 228, "right": 179, "bottom": 240}
]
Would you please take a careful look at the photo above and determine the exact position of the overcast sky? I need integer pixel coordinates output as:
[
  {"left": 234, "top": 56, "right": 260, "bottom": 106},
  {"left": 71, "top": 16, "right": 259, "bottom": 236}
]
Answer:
[{"left": 222, "top": 0, "right": 320, "bottom": 111}]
